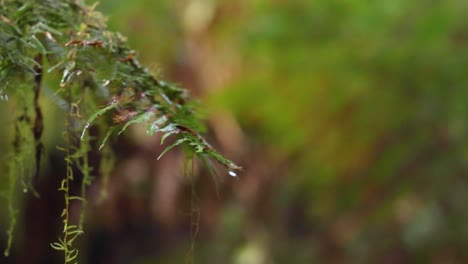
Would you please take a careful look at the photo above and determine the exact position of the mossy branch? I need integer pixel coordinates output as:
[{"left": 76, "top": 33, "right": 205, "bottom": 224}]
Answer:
[{"left": 1, "top": 0, "right": 240, "bottom": 263}]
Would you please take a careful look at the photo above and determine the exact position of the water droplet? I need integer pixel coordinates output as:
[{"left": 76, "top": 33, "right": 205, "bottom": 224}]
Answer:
[
  {"left": 23, "top": 188, "right": 28, "bottom": 193},
  {"left": 81, "top": 122, "right": 90, "bottom": 140},
  {"left": 60, "top": 68, "right": 70, "bottom": 87},
  {"left": 60, "top": 62, "right": 76, "bottom": 87},
  {"left": 228, "top": 170, "right": 237, "bottom": 177}
]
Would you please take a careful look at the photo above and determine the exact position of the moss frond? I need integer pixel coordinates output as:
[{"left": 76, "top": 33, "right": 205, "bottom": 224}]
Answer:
[{"left": 1, "top": 0, "right": 240, "bottom": 262}]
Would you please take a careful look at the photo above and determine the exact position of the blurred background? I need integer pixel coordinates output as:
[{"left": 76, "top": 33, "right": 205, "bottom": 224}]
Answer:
[{"left": 2, "top": 0, "right": 468, "bottom": 263}]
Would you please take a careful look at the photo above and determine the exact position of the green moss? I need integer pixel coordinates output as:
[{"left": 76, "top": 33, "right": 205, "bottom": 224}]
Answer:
[{"left": 1, "top": 0, "right": 238, "bottom": 262}]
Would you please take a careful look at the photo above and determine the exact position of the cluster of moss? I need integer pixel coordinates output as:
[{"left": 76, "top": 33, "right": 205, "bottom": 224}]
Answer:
[{"left": 0, "top": 0, "right": 239, "bottom": 262}]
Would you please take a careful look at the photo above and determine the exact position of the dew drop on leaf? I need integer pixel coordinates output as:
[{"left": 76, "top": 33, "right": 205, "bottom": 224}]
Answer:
[{"left": 81, "top": 122, "right": 91, "bottom": 140}]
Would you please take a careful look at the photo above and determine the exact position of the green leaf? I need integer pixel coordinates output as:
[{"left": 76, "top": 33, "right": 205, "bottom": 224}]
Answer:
[
  {"left": 118, "top": 111, "right": 154, "bottom": 135},
  {"left": 66, "top": 249, "right": 79, "bottom": 262},
  {"left": 68, "top": 196, "right": 85, "bottom": 201},
  {"left": 205, "top": 150, "right": 242, "bottom": 171},
  {"left": 50, "top": 242, "right": 65, "bottom": 251},
  {"left": 47, "top": 60, "right": 65, "bottom": 73},
  {"left": 35, "top": 22, "right": 63, "bottom": 36},
  {"left": 161, "top": 130, "right": 179, "bottom": 144},
  {"left": 66, "top": 225, "right": 78, "bottom": 231},
  {"left": 67, "top": 230, "right": 84, "bottom": 245},
  {"left": 157, "top": 138, "right": 189, "bottom": 160},
  {"left": 30, "top": 35, "right": 47, "bottom": 55},
  {"left": 99, "top": 126, "right": 118, "bottom": 150},
  {"left": 147, "top": 115, "right": 169, "bottom": 135},
  {"left": 81, "top": 102, "right": 118, "bottom": 141}
]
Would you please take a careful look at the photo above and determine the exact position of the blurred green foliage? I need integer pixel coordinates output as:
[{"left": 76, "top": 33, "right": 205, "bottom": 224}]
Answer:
[
  {"left": 96, "top": 0, "right": 468, "bottom": 263},
  {"left": 1, "top": 0, "right": 467, "bottom": 263}
]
